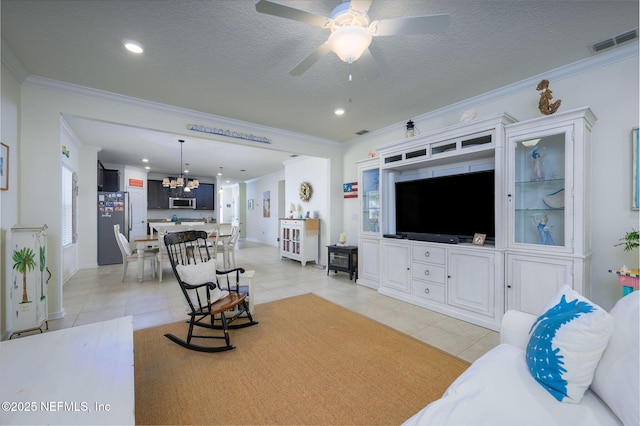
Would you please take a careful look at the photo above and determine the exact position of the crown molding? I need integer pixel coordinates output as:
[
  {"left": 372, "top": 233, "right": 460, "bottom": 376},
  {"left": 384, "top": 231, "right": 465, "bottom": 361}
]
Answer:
[
  {"left": 1, "top": 38, "right": 29, "bottom": 83},
  {"left": 20, "top": 74, "right": 338, "bottom": 147},
  {"left": 350, "top": 41, "right": 639, "bottom": 144}
]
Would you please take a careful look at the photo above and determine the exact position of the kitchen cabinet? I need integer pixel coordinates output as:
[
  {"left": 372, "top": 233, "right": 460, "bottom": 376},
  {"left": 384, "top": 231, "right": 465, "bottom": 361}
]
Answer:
[
  {"left": 195, "top": 183, "right": 215, "bottom": 210},
  {"left": 147, "top": 180, "right": 214, "bottom": 210},
  {"left": 147, "top": 179, "right": 169, "bottom": 209}
]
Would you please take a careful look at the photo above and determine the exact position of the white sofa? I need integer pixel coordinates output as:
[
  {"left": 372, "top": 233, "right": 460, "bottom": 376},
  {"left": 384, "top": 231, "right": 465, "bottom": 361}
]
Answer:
[{"left": 404, "top": 289, "right": 639, "bottom": 426}]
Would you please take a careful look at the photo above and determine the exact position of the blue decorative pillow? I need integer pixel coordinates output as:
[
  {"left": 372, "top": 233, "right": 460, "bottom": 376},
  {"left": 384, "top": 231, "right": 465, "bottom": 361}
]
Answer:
[{"left": 526, "top": 286, "right": 613, "bottom": 403}]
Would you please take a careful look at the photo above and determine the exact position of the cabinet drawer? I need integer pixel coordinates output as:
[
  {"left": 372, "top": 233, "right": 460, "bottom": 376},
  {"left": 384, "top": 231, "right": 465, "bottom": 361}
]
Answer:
[
  {"left": 413, "top": 281, "right": 446, "bottom": 304},
  {"left": 412, "top": 246, "right": 446, "bottom": 264},
  {"left": 412, "top": 262, "right": 445, "bottom": 284}
]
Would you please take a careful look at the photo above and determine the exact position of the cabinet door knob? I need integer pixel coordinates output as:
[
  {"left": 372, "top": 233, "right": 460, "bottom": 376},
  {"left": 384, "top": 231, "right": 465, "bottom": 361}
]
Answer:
[
  {"left": 424, "top": 270, "right": 430, "bottom": 276},
  {"left": 424, "top": 251, "right": 430, "bottom": 257},
  {"left": 424, "top": 288, "right": 430, "bottom": 294}
]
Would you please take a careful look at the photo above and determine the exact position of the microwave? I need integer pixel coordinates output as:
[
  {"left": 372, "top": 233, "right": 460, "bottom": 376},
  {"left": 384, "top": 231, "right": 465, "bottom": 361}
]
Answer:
[{"left": 169, "top": 197, "right": 196, "bottom": 209}]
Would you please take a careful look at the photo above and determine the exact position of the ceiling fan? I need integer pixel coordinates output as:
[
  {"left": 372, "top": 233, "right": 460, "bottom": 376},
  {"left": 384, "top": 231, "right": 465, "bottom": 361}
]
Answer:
[{"left": 255, "top": 0, "right": 450, "bottom": 78}]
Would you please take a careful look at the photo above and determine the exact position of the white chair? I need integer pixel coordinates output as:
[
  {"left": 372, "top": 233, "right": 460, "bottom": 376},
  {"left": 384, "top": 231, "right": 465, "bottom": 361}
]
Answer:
[
  {"left": 222, "top": 226, "right": 240, "bottom": 269},
  {"left": 149, "top": 221, "right": 175, "bottom": 236},
  {"left": 113, "top": 224, "right": 157, "bottom": 282},
  {"left": 156, "top": 229, "right": 172, "bottom": 282}
]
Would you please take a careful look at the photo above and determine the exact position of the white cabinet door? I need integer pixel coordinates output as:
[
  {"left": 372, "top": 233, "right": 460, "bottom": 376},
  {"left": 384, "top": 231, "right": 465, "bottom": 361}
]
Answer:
[
  {"left": 448, "top": 249, "right": 495, "bottom": 317},
  {"left": 506, "top": 254, "right": 573, "bottom": 315},
  {"left": 358, "top": 237, "right": 380, "bottom": 289},
  {"left": 380, "top": 241, "right": 410, "bottom": 293}
]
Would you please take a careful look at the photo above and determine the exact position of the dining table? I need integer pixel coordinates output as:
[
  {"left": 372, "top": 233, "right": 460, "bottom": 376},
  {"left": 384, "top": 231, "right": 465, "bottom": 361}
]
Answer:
[{"left": 133, "top": 226, "right": 229, "bottom": 281}]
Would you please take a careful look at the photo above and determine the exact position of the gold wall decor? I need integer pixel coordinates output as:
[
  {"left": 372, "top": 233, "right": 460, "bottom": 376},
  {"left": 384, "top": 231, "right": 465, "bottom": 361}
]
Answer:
[{"left": 537, "top": 79, "right": 562, "bottom": 115}]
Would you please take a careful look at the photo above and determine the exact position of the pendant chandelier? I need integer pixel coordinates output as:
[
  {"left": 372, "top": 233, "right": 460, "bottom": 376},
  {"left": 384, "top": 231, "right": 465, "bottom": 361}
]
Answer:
[{"left": 162, "top": 139, "right": 199, "bottom": 194}]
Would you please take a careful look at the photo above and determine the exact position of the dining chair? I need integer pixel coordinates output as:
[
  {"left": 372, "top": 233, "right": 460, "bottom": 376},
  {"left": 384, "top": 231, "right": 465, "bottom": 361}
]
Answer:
[
  {"left": 156, "top": 229, "right": 171, "bottom": 282},
  {"left": 222, "top": 226, "right": 240, "bottom": 269},
  {"left": 113, "top": 224, "right": 157, "bottom": 282}
]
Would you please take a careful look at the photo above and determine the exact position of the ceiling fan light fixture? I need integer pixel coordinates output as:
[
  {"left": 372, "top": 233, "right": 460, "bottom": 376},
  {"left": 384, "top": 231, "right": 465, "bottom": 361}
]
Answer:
[{"left": 328, "top": 25, "right": 372, "bottom": 63}]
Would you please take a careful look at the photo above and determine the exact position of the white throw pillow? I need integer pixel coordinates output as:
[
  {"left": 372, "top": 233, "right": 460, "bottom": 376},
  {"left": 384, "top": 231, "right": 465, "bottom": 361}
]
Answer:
[
  {"left": 176, "top": 259, "right": 217, "bottom": 285},
  {"left": 526, "top": 286, "right": 613, "bottom": 403},
  {"left": 176, "top": 259, "right": 229, "bottom": 309},
  {"left": 590, "top": 291, "right": 639, "bottom": 426}
]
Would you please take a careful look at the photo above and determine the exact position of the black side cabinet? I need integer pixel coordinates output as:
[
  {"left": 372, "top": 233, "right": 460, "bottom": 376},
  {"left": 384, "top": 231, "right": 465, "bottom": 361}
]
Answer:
[{"left": 327, "top": 245, "right": 358, "bottom": 281}]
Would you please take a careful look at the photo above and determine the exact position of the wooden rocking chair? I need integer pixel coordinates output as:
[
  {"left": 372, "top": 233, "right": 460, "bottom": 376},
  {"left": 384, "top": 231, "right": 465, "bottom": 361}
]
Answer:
[{"left": 163, "top": 230, "right": 258, "bottom": 352}]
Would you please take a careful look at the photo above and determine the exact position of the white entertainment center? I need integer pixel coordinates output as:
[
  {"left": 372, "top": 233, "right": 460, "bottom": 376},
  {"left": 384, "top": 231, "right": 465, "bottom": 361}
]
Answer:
[{"left": 357, "top": 108, "right": 596, "bottom": 331}]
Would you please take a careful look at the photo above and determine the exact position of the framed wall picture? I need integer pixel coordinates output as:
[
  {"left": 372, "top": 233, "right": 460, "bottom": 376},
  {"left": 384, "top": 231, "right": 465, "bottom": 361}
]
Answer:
[
  {"left": 472, "top": 233, "right": 486, "bottom": 246},
  {"left": 0, "top": 142, "right": 8, "bottom": 191},
  {"left": 633, "top": 128, "right": 639, "bottom": 210},
  {"left": 263, "top": 191, "right": 270, "bottom": 218}
]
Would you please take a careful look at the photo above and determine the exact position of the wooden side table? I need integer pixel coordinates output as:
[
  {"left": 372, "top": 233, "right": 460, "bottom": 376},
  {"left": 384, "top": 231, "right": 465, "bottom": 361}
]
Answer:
[{"left": 327, "top": 245, "right": 358, "bottom": 280}]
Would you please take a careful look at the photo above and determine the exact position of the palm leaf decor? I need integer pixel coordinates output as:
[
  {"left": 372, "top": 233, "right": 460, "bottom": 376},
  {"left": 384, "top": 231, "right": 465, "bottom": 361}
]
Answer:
[{"left": 12, "top": 247, "right": 35, "bottom": 303}]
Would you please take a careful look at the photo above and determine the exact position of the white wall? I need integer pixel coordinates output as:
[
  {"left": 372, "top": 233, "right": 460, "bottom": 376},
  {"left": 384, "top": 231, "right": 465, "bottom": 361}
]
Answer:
[
  {"left": 284, "top": 156, "right": 331, "bottom": 265},
  {"left": 1, "top": 63, "right": 21, "bottom": 339},
  {"left": 245, "top": 170, "right": 285, "bottom": 246},
  {"left": 60, "top": 118, "right": 82, "bottom": 284},
  {"left": 342, "top": 46, "right": 639, "bottom": 311}
]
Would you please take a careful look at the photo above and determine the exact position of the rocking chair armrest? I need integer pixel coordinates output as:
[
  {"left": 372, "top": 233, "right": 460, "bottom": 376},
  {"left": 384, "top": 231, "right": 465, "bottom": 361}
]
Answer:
[
  {"left": 182, "top": 281, "right": 217, "bottom": 291},
  {"left": 215, "top": 267, "right": 246, "bottom": 275}
]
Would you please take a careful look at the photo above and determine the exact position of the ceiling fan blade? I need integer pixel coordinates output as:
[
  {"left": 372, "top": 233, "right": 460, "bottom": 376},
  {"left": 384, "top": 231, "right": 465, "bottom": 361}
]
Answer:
[
  {"left": 350, "top": 0, "right": 373, "bottom": 13},
  {"left": 255, "top": 0, "right": 330, "bottom": 27},
  {"left": 371, "top": 14, "right": 450, "bottom": 36},
  {"left": 289, "top": 41, "right": 332, "bottom": 76},
  {"left": 356, "top": 49, "right": 379, "bottom": 81}
]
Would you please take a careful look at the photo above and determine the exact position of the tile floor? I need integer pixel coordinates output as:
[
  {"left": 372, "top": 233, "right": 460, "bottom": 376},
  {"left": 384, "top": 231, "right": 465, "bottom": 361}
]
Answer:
[{"left": 50, "top": 241, "right": 499, "bottom": 363}]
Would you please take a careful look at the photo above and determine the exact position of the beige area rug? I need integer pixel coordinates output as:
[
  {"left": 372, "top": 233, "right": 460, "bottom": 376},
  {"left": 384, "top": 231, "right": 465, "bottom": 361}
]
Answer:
[{"left": 134, "top": 293, "right": 469, "bottom": 425}]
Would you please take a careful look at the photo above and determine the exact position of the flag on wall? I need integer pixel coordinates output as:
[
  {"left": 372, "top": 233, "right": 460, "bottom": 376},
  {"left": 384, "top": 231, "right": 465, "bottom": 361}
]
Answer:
[{"left": 343, "top": 182, "right": 358, "bottom": 198}]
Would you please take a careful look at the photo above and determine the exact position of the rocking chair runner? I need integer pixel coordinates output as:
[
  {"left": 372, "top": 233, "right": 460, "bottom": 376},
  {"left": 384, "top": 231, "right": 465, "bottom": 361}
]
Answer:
[{"left": 164, "top": 230, "right": 258, "bottom": 352}]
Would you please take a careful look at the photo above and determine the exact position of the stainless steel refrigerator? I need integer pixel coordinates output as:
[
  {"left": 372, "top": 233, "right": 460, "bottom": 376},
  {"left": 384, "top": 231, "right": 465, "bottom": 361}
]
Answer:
[{"left": 98, "top": 191, "right": 130, "bottom": 265}]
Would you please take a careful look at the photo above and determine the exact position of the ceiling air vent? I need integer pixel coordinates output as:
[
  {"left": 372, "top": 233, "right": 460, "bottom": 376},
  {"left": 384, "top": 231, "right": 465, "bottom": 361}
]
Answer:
[
  {"left": 616, "top": 29, "right": 638, "bottom": 44},
  {"left": 591, "top": 28, "right": 638, "bottom": 53},
  {"left": 355, "top": 129, "right": 370, "bottom": 135}
]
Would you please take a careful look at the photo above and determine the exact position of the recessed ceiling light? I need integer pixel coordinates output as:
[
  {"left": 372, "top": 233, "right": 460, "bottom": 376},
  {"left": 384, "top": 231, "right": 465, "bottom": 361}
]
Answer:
[
  {"left": 141, "top": 158, "right": 149, "bottom": 162},
  {"left": 145, "top": 166, "right": 150, "bottom": 170},
  {"left": 123, "top": 40, "right": 144, "bottom": 54},
  {"left": 335, "top": 108, "right": 345, "bottom": 116}
]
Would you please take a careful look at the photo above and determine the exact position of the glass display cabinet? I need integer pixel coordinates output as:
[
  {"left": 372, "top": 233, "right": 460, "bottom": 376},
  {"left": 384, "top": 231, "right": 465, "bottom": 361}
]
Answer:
[
  {"left": 511, "top": 129, "right": 569, "bottom": 248},
  {"left": 361, "top": 168, "right": 380, "bottom": 234},
  {"left": 505, "top": 107, "right": 596, "bottom": 314},
  {"left": 357, "top": 158, "right": 381, "bottom": 289}
]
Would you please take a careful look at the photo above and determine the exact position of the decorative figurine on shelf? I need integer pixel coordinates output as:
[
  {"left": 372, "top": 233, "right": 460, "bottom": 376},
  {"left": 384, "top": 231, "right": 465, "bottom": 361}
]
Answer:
[
  {"left": 530, "top": 148, "right": 545, "bottom": 181},
  {"left": 537, "top": 79, "right": 562, "bottom": 115},
  {"left": 533, "top": 214, "right": 555, "bottom": 245}
]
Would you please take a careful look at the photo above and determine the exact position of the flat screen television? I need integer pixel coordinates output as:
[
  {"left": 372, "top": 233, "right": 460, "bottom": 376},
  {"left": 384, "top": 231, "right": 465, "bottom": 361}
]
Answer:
[{"left": 394, "top": 170, "right": 495, "bottom": 243}]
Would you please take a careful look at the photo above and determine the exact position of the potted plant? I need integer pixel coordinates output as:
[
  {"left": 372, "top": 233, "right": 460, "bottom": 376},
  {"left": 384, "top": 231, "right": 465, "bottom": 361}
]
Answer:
[
  {"left": 614, "top": 229, "right": 639, "bottom": 294},
  {"left": 615, "top": 229, "right": 639, "bottom": 253}
]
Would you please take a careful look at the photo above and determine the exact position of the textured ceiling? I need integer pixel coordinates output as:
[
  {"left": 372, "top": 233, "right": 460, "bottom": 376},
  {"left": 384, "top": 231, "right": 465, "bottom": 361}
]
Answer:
[{"left": 2, "top": 0, "right": 638, "bottom": 180}]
